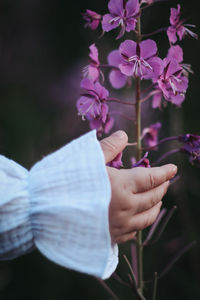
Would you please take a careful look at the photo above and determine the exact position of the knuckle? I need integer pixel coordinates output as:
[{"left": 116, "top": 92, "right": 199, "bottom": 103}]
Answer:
[
  {"left": 101, "top": 139, "right": 117, "bottom": 154},
  {"left": 148, "top": 172, "right": 155, "bottom": 189}
]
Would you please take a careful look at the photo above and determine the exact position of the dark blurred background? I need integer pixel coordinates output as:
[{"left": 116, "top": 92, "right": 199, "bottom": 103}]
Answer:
[{"left": 0, "top": 0, "right": 199, "bottom": 299}]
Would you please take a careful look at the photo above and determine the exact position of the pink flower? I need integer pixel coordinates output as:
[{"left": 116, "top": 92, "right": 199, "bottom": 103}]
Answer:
[
  {"left": 167, "top": 4, "right": 198, "bottom": 44},
  {"left": 155, "top": 57, "right": 188, "bottom": 106},
  {"left": 82, "top": 9, "right": 101, "bottom": 30},
  {"left": 180, "top": 135, "right": 200, "bottom": 166},
  {"left": 107, "top": 50, "right": 129, "bottom": 89},
  {"left": 107, "top": 152, "right": 123, "bottom": 169},
  {"left": 118, "top": 39, "right": 163, "bottom": 79},
  {"left": 167, "top": 45, "right": 193, "bottom": 75},
  {"left": 131, "top": 152, "right": 151, "bottom": 168},
  {"left": 152, "top": 89, "right": 163, "bottom": 109},
  {"left": 77, "top": 78, "right": 109, "bottom": 125},
  {"left": 142, "top": 122, "right": 161, "bottom": 148},
  {"left": 83, "top": 44, "right": 100, "bottom": 83},
  {"left": 179, "top": 134, "right": 200, "bottom": 148},
  {"left": 102, "top": 0, "right": 140, "bottom": 39},
  {"left": 90, "top": 115, "right": 114, "bottom": 137}
]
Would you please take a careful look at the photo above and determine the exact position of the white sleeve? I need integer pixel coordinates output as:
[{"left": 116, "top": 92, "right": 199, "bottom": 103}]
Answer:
[{"left": 0, "top": 130, "right": 118, "bottom": 279}]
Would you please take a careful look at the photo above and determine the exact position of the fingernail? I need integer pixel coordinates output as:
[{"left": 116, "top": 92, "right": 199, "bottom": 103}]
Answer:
[
  {"left": 171, "top": 165, "right": 178, "bottom": 176},
  {"left": 112, "top": 130, "right": 127, "bottom": 140}
]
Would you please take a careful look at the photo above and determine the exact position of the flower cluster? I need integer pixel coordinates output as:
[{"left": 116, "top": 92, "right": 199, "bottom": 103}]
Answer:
[
  {"left": 77, "top": 0, "right": 197, "bottom": 167},
  {"left": 167, "top": 4, "right": 198, "bottom": 44},
  {"left": 179, "top": 134, "right": 200, "bottom": 166}
]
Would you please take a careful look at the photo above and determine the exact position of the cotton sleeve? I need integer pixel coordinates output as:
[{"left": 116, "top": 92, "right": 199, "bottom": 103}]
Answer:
[{"left": 0, "top": 130, "right": 118, "bottom": 279}]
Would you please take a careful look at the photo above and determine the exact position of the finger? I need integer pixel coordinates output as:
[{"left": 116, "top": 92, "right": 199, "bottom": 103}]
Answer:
[
  {"left": 130, "top": 181, "right": 169, "bottom": 215},
  {"left": 129, "top": 202, "right": 162, "bottom": 232},
  {"left": 131, "top": 164, "right": 177, "bottom": 193},
  {"left": 100, "top": 131, "right": 128, "bottom": 164},
  {"left": 113, "top": 231, "right": 137, "bottom": 244}
]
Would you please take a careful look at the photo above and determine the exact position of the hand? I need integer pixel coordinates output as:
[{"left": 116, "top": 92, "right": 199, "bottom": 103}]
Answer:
[{"left": 100, "top": 131, "right": 177, "bottom": 244}]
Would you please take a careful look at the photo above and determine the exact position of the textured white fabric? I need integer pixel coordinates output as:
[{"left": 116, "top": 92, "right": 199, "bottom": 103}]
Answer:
[{"left": 0, "top": 130, "right": 118, "bottom": 279}]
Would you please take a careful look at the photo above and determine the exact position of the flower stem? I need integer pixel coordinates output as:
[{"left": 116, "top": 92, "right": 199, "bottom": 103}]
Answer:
[
  {"left": 141, "top": 27, "right": 168, "bottom": 38},
  {"left": 142, "top": 136, "right": 179, "bottom": 151},
  {"left": 107, "top": 97, "right": 135, "bottom": 106},
  {"left": 135, "top": 15, "right": 144, "bottom": 296},
  {"left": 153, "top": 148, "right": 180, "bottom": 165}
]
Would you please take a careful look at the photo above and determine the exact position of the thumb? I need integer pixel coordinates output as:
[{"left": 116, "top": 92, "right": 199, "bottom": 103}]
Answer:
[{"left": 100, "top": 131, "right": 128, "bottom": 164}]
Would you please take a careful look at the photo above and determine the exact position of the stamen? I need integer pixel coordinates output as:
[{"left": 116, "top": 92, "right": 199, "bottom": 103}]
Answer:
[
  {"left": 109, "top": 16, "right": 121, "bottom": 24},
  {"left": 142, "top": 59, "right": 153, "bottom": 70},
  {"left": 128, "top": 55, "right": 138, "bottom": 62}
]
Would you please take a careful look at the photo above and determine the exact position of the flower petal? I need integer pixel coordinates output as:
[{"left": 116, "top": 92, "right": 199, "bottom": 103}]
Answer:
[
  {"left": 104, "top": 116, "right": 114, "bottom": 134},
  {"left": 77, "top": 96, "right": 94, "bottom": 116},
  {"left": 167, "top": 93, "right": 185, "bottom": 106},
  {"left": 119, "top": 63, "right": 134, "bottom": 76},
  {"left": 126, "top": 0, "right": 140, "bottom": 16},
  {"left": 94, "top": 82, "right": 109, "bottom": 99},
  {"left": 177, "top": 26, "right": 185, "bottom": 41},
  {"left": 170, "top": 4, "right": 181, "bottom": 26},
  {"left": 108, "top": 50, "right": 123, "bottom": 67},
  {"left": 102, "top": 14, "right": 120, "bottom": 32},
  {"left": 101, "top": 103, "right": 109, "bottom": 122},
  {"left": 152, "top": 91, "right": 162, "bottom": 109},
  {"left": 125, "top": 18, "right": 137, "bottom": 32},
  {"left": 143, "top": 57, "right": 163, "bottom": 80},
  {"left": 167, "top": 45, "right": 183, "bottom": 63},
  {"left": 119, "top": 39, "right": 136, "bottom": 58},
  {"left": 167, "top": 26, "right": 177, "bottom": 44},
  {"left": 108, "top": 0, "right": 123, "bottom": 16},
  {"left": 109, "top": 70, "right": 127, "bottom": 89},
  {"left": 140, "top": 39, "right": 157, "bottom": 60},
  {"left": 164, "top": 58, "right": 181, "bottom": 78},
  {"left": 88, "top": 66, "right": 99, "bottom": 82},
  {"left": 89, "top": 44, "right": 99, "bottom": 64},
  {"left": 80, "top": 78, "right": 95, "bottom": 91}
]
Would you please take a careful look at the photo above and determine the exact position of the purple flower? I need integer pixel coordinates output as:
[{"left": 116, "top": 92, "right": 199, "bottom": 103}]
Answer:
[
  {"left": 131, "top": 152, "right": 151, "bottom": 168},
  {"left": 102, "top": 0, "right": 140, "bottom": 39},
  {"left": 180, "top": 144, "right": 200, "bottom": 166},
  {"left": 107, "top": 152, "right": 123, "bottom": 169},
  {"left": 167, "top": 45, "right": 193, "bottom": 76},
  {"left": 177, "top": 134, "right": 200, "bottom": 166},
  {"left": 77, "top": 78, "right": 109, "bottom": 125},
  {"left": 167, "top": 4, "right": 198, "bottom": 44},
  {"left": 118, "top": 39, "right": 163, "bottom": 79},
  {"left": 179, "top": 134, "right": 200, "bottom": 148},
  {"left": 83, "top": 44, "right": 100, "bottom": 82},
  {"left": 107, "top": 50, "right": 129, "bottom": 89},
  {"left": 152, "top": 89, "right": 163, "bottom": 109},
  {"left": 82, "top": 9, "right": 101, "bottom": 30},
  {"left": 90, "top": 115, "right": 114, "bottom": 137},
  {"left": 156, "top": 57, "right": 188, "bottom": 106},
  {"left": 142, "top": 122, "right": 162, "bottom": 148},
  {"left": 167, "top": 45, "right": 183, "bottom": 63}
]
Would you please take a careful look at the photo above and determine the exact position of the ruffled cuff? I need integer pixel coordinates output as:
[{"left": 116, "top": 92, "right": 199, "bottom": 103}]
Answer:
[
  {"left": 0, "top": 130, "right": 118, "bottom": 279},
  {"left": 0, "top": 156, "right": 35, "bottom": 259}
]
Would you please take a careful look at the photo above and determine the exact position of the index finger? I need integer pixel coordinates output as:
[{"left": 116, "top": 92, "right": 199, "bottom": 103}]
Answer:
[{"left": 131, "top": 164, "right": 177, "bottom": 193}]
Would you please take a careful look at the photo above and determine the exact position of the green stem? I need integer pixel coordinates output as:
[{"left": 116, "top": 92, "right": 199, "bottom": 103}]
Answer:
[{"left": 135, "top": 16, "right": 144, "bottom": 296}]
